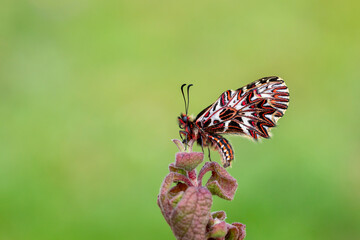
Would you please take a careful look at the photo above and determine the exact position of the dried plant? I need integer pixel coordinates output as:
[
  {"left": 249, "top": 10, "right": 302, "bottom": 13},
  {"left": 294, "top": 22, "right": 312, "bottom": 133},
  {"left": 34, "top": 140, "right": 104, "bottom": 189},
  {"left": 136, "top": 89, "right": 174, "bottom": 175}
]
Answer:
[{"left": 157, "top": 139, "right": 246, "bottom": 240}]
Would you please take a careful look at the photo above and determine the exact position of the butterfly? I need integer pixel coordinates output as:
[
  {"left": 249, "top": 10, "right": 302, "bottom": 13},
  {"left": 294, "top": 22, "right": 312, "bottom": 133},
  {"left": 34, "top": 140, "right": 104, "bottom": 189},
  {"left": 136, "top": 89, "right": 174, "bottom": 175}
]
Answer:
[{"left": 178, "top": 76, "right": 290, "bottom": 168}]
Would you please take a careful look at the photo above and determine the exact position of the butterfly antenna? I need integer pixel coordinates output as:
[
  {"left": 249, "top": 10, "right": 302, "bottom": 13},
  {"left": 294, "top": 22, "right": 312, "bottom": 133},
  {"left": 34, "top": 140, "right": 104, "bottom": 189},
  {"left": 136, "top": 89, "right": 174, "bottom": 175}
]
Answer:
[
  {"left": 181, "top": 84, "right": 187, "bottom": 113},
  {"left": 186, "top": 84, "right": 193, "bottom": 114}
]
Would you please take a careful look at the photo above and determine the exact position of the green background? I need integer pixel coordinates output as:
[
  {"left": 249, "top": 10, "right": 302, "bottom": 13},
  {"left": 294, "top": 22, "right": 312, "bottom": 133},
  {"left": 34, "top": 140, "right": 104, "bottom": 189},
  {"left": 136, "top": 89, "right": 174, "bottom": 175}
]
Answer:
[{"left": 1, "top": 1, "right": 359, "bottom": 239}]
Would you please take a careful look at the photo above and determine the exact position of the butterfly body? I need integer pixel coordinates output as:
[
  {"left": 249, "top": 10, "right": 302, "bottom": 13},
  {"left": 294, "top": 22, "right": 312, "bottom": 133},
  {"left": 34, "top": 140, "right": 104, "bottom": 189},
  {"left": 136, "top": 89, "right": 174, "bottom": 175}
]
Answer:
[{"left": 178, "top": 76, "right": 289, "bottom": 168}]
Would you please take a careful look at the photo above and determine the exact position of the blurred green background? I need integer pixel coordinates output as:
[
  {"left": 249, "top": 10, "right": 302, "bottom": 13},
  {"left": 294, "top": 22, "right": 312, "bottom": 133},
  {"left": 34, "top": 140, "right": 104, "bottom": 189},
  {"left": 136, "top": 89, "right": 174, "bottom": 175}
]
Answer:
[{"left": 1, "top": 1, "right": 359, "bottom": 239}]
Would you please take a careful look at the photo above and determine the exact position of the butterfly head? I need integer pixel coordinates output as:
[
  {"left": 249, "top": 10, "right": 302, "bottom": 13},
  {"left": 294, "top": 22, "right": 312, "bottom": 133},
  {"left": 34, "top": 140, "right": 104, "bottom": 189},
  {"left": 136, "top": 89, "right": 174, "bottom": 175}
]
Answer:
[
  {"left": 178, "top": 113, "right": 194, "bottom": 129},
  {"left": 178, "top": 113, "right": 195, "bottom": 144}
]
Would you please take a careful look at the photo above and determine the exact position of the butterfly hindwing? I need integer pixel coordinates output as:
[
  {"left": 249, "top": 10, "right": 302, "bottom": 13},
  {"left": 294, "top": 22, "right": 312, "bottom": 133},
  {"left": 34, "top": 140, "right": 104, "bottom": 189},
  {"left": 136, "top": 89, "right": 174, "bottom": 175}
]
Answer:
[{"left": 195, "top": 76, "right": 289, "bottom": 140}]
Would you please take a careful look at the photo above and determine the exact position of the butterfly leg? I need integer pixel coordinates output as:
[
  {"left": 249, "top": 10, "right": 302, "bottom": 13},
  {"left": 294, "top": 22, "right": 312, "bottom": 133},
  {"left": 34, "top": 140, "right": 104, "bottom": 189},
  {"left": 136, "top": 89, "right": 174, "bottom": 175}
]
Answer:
[
  {"left": 198, "top": 135, "right": 205, "bottom": 154},
  {"left": 208, "top": 147, "right": 212, "bottom": 162},
  {"left": 179, "top": 131, "right": 184, "bottom": 142},
  {"left": 184, "top": 132, "right": 188, "bottom": 150},
  {"left": 179, "top": 131, "right": 189, "bottom": 150}
]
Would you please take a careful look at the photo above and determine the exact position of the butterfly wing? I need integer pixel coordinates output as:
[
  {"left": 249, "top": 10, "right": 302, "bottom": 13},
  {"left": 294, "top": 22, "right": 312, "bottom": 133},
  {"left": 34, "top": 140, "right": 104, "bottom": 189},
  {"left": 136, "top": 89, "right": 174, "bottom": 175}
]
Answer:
[{"left": 195, "top": 76, "right": 289, "bottom": 140}]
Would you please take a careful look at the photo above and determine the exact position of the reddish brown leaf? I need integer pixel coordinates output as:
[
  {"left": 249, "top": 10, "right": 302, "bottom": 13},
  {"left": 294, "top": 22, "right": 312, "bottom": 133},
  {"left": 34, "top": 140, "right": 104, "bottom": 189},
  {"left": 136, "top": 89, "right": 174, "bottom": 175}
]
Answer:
[
  {"left": 198, "top": 162, "right": 238, "bottom": 200},
  {"left": 170, "top": 187, "right": 213, "bottom": 240}
]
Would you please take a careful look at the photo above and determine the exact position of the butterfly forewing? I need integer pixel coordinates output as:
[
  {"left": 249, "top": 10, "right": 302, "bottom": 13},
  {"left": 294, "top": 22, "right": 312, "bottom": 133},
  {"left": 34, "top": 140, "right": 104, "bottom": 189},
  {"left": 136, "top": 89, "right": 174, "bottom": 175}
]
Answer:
[{"left": 195, "top": 76, "right": 289, "bottom": 140}]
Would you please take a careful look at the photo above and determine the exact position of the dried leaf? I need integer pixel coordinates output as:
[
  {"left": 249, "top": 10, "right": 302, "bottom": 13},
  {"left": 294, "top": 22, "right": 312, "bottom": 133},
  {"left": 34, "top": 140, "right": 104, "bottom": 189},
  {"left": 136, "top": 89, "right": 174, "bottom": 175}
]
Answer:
[
  {"left": 172, "top": 139, "right": 185, "bottom": 152},
  {"left": 175, "top": 152, "right": 204, "bottom": 172},
  {"left": 170, "top": 187, "right": 212, "bottom": 240},
  {"left": 198, "top": 162, "right": 238, "bottom": 200},
  {"left": 230, "top": 223, "right": 246, "bottom": 240},
  {"left": 158, "top": 172, "right": 194, "bottom": 225},
  {"left": 208, "top": 220, "right": 227, "bottom": 238},
  {"left": 211, "top": 211, "right": 227, "bottom": 221}
]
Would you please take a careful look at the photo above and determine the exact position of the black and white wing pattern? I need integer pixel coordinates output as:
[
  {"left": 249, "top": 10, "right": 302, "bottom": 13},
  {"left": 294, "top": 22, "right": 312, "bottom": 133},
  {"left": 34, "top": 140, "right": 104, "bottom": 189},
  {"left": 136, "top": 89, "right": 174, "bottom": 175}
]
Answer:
[{"left": 195, "top": 76, "right": 289, "bottom": 140}]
